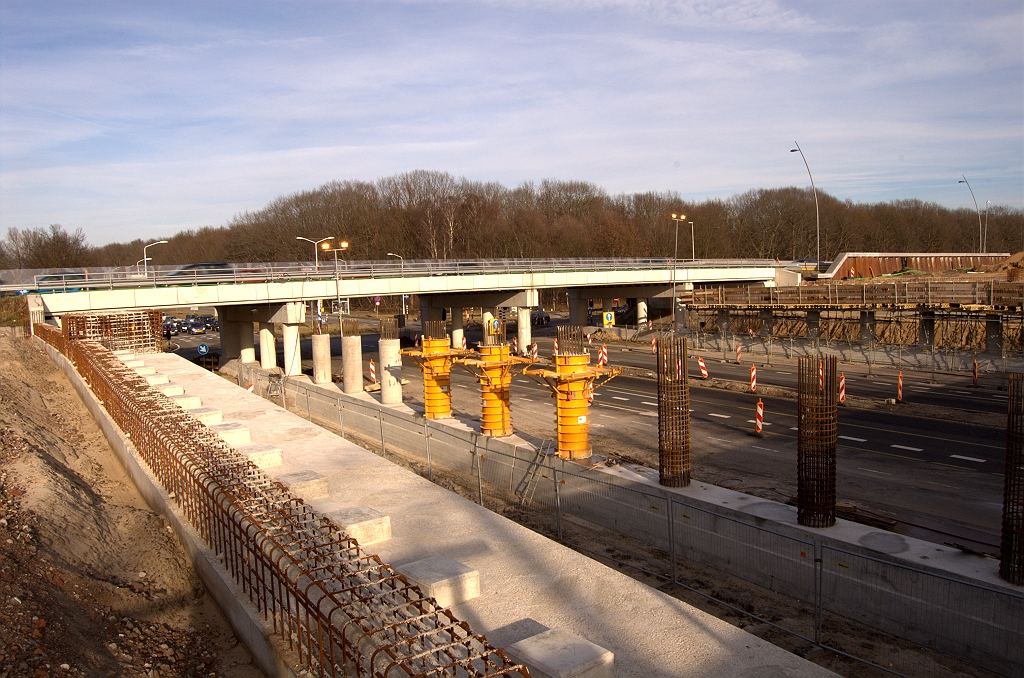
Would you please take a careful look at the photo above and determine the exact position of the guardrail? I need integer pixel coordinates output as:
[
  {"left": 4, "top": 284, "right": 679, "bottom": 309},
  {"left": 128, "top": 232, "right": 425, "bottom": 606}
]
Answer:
[{"left": 1, "top": 256, "right": 776, "bottom": 294}]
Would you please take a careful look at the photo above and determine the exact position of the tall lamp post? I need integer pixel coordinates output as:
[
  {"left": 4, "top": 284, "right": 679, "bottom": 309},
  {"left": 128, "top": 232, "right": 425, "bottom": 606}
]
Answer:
[
  {"left": 387, "top": 253, "right": 406, "bottom": 316},
  {"left": 790, "top": 142, "right": 821, "bottom": 271},
  {"left": 670, "top": 213, "right": 687, "bottom": 335},
  {"left": 322, "top": 240, "right": 349, "bottom": 309},
  {"left": 688, "top": 221, "right": 695, "bottom": 260},
  {"left": 296, "top": 235, "right": 334, "bottom": 270},
  {"left": 985, "top": 200, "right": 990, "bottom": 253},
  {"left": 959, "top": 176, "right": 983, "bottom": 253},
  {"left": 143, "top": 240, "right": 168, "bottom": 278}
]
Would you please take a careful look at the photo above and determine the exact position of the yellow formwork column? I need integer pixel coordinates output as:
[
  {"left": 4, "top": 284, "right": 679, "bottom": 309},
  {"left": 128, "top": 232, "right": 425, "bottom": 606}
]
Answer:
[
  {"left": 402, "top": 336, "right": 467, "bottom": 419},
  {"left": 477, "top": 344, "right": 514, "bottom": 436}
]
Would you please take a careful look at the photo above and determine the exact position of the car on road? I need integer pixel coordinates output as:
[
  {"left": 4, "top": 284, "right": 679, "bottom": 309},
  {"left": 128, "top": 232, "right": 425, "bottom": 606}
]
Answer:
[
  {"left": 184, "top": 320, "right": 206, "bottom": 335},
  {"left": 161, "top": 321, "right": 179, "bottom": 336},
  {"left": 166, "top": 263, "right": 234, "bottom": 279},
  {"left": 198, "top": 314, "right": 219, "bottom": 331},
  {"left": 531, "top": 308, "right": 550, "bottom": 326}
]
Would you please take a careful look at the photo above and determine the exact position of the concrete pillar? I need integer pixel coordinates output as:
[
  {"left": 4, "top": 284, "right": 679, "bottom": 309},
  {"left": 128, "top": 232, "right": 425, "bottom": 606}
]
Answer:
[
  {"left": 806, "top": 311, "right": 821, "bottom": 342},
  {"left": 986, "top": 314, "right": 1003, "bottom": 355},
  {"left": 342, "top": 334, "right": 363, "bottom": 393},
  {"left": 717, "top": 310, "right": 730, "bottom": 360},
  {"left": 919, "top": 311, "right": 935, "bottom": 349},
  {"left": 568, "top": 291, "right": 588, "bottom": 327},
  {"left": 420, "top": 299, "right": 443, "bottom": 323},
  {"left": 517, "top": 307, "right": 532, "bottom": 356},
  {"left": 859, "top": 311, "right": 876, "bottom": 345},
  {"left": 239, "top": 322, "right": 256, "bottom": 363},
  {"left": 379, "top": 338, "right": 402, "bottom": 405},
  {"left": 259, "top": 322, "right": 277, "bottom": 370},
  {"left": 482, "top": 309, "right": 494, "bottom": 335},
  {"left": 282, "top": 323, "right": 303, "bottom": 376},
  {"left": 603, "top": 298, "right": 614, "bottom": 312},
  {"left": 758, "top": 309, "right": 774, "bottom": 337},
  {"left": 451, "top": 306, "right": 464, "bottom": 349},
  {"left": 221, "top": 321, "right": 242, "bottom": 361},
  {"left": 312, "top": 333, "right": 332, "bottom": 384},
  {"left": 637, "top": 299, "right": 649, "bottom": 327}
]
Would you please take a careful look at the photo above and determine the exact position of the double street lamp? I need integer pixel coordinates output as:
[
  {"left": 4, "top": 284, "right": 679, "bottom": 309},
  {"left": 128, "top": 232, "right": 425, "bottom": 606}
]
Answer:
[
  {"left": 297, "top": 235, "right": 334, "bottom": 270},
  {"left": 321, "top": 240, "right": 349, "bottom": 308},
  {"left": 387, "top": 253, "right": 406, "bottom": 315},
  {"left": 143, "top": 240, "right": 168, "bottom": 277}
]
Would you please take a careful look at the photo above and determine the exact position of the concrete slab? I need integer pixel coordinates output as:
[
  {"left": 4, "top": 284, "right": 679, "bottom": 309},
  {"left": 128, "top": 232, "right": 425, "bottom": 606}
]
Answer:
[
  {"left": 190, "top": 407, "right": 224, "bottom": 426},
  {"left": 327, "top": 506, "right": 391, "bottom": 546},
  {"left": 396, "top": 555, "right": 480, "bottom": 609},
  {"left": 143, "top": 374, "right": 169, "bottom": 386},
  {"left": 113, "top": 349, "right": 134, "bottom": 357},
  {"left": 171, "top": 394, "right": 203, "bottom": 410},
  {"left": 157, "top": 382, "right": 185, "bottom": 397},
  {"left": 237, "top": 443, "right": 284, "bottom": 468},
  {"left": 134, "top": 365, "right": 157, "bottom": 375},
  {"left": 124, "top": 359, "right": 146, "bottom": 368},
  {"left": 505, "top": 627, "right": 614, "bottom": 678},
  {"left": 278, "top": 470, "right": 330, "bottom": 500},
  {"left": 210, "top": 422, "right": 251, "bottom": 446}
]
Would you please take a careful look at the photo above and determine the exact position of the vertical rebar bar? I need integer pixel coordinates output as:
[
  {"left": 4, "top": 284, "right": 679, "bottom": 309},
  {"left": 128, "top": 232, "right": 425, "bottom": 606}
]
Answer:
[
  {"left": 656, "top": 336, "right": 690, "bottom": 487},
  {"left": 1002, "top": 373, "right": 1024, "bottom": 584},
  {"left": 797, "top": 355, "right": 837, "bottom": 527},
  {"left": 379, "top": 317, "right": 398, "bottom": 341},
  {"left": 423, "top": 320, "right": 448, "bottom": 341},
  {"left": 554, "top": 470, "right": 563, "bottom": 542},
  {"left": 556, "top": 325, "right": 585, "bottom": 355}
]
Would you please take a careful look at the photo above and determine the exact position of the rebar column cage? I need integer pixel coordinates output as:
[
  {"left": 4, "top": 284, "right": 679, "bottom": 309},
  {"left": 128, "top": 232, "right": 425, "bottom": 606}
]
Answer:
[
  {"left": 556, "top": 325, "right": 585, "bottom": 356},
  {"left": 423, "top": 320, "right": 448, "bottom": 341},
  {"left": 341, "top": 319, "right": 360, "bottom": 337},
  {"left": 1002, "top": 373, "right": 1024, "bottom": 584},
  {"left": 656, "top": 336, "right": 690, "bottom": 487},
  {"left": 797, "top": 355, "right": 838, "bottom": 527},
  {"left": 62, "top": 310, "right": 163, "bottom": 354},
  {"left": 481, "top": 315, "right": 507, "bottom": 347},
  {"left": 379, "top": 317, "right": 398, "bottom": 341},
  {"left": 403, "top": 320, "right": 463, "bottom": 420}
]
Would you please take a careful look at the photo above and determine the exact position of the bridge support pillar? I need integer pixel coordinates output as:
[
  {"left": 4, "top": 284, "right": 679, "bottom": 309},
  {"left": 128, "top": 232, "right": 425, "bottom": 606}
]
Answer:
[
  {"left": 517, "top": 307, "right": 531, "bottom": 355},
  {"left": 603, "top": 298, "right": 614, "bottom": 314},
  {"left": 221, "top": 321, "right": 242, "bottom": 362},
  {"left": 758, "top": 309, "right": 774, "bottom": 337},
  {"left": 568, "top": 290, "right": 588, "bottom": 327},
  {"left": 450, "top": 307, "right": 464, "bottom": 349},
  {"left": 342, "top": 332, "right": 363, "bottom": 394},
  {"left": 379, "top": 338, "right": 402, "bottom": 405},
  {"left": 806, "top": 311, "right": 821, "bottom": 353},
  {"left": 637, "top": 299, "right": 648, "bottom": 327},
  {"left": 239, "top": 322, "right": 256, "bottom": 363},
  {"left": 282, "top": 324, "right": 303, "bottom": 376},
  {"left": 419, "top": 299, "right": 443, "bottom": 324},
  {"left": 312, "top": 333, "right": 332, "bottom": 384},
  {"left": 919, "top": 311, "right": 935, "bottom": 349},
  {"left": 717, "top": 310, "right": 730, "bottom": 361},
  {"left": 259, "top": 323, "right": 277, "bottom": 370},
  {"left": 986, "top": 314, "right": 1003, "bottom": 355},
  {"left": 859, "top": 311, "right": 876, "bottom": 344}
]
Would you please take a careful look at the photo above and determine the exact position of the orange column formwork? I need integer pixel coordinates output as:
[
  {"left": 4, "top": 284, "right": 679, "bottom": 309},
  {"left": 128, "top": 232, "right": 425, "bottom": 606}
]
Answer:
[
  {"left": 477, "top": 344, "right": 514, "bottom": 436},
  {"left": 401, "top": 338, "right": 465, "bottom": 419}
]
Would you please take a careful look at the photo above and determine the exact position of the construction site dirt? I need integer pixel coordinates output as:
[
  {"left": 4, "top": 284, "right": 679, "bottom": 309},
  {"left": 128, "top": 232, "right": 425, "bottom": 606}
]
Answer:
[{"left": 0, "top": 334, "right": 265, "bottom": 678}]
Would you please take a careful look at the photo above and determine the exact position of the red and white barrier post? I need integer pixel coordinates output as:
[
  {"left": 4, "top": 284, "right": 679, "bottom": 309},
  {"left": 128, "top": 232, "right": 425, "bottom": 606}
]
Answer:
[
  {"left": 598, "top": 344, "right": 608, "bottom": 366},
  {"left": 897, "top": 371, "right": 903, "bottom": 402},
  {"left": 511, "top": 336, "right": 518, "bottom": 354},
  {"left": 750, "top": 364, "right": 757, "bottom": 392},
  {"left": 369, "top": 359, "right": 376, "bottom": 383},
  {"left": 652, "top": 336, "right": 657, "bottom": 354},
  {"left": 461, "top": 336, "right": 468, "bottom": 350},
  {"left": 753, "top": 398, "right": 764, "bottom": 437},
  {"left": 697, "top": 356, "right": 709, "bottom": 379},
  {"left": 554, "top": 338, "right": 559, "bottom": 356},
  {"left": 973, "top": 359, "right": 979, "bottom": 388},
  {"left": 736, "top": 342, "right": 742, "bottom": 364},
  {"left": 838, "top": 372, "right": 846, "bottom": 405},
  {"left": 818, "top": 361, "right": 824, "bottom": 391},
  {"left": 531, "top": 343, "right": 539, "bottom": 360}
]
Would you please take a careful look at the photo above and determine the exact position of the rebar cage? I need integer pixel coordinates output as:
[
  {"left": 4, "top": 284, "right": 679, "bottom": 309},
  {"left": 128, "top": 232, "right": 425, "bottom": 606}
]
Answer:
[
  {"left": 62, "top": 310, "right": 163, "bottom": 354},
  {"left": 556, "top": 326, "right": 585, "bottom": 356},
  {"left": 797, "top": 355, "right": 837, "bottom": 528},
  {"left": 656, "top": 337, "right": 690, "bottom": 487},
  {"left": 1003, "top": 374, "right": 1024, "bottom": 584},
  {"left": 423, "top": 320, "right": 449, "bottom": 341},
  {"left": 379, "top": 318, "right": 399, "bottom": 341}
]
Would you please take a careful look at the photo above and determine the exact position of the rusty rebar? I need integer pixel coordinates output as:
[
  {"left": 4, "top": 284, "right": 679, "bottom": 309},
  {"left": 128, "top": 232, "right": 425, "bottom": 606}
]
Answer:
[
  {"left": 797, "top": 355, "right": 837, "bottom": 528},
  {"left": 379, "top": 318, "right": 398, "bottom": 341},
  {"left": 423, "top": 320, "right": 448, "bottom": 341},
  {"left": 656, "top": 336, "right": 690, "bottom": 487},
  {"left": 62, "top": 310, "right": 162, "bottom": 354},
  {"left": 556, "top": 325, "right": 585, "bottom": 356},
  {"left": 341, "top": 319, "right": 360, "bottom": 337},
  {"left": 1002, "top": 373, "right": 1024, "bottom": 584}
]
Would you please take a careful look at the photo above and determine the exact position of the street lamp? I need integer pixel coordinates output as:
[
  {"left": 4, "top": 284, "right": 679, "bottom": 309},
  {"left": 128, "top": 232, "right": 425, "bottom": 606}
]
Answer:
[
  {"left": 322, "top": 240, "right": 349, "bottom": 307},
  {"left": 143, "top": 240, "right": 168, "bottom": 277},
  {"left": 135, "top": 258, "right": 150, "bottom": 274},
  {"left": 670, "top": 213, "right": 687, "bottom": 334},
  {"left": 688, "top": 221, "right": 695, "bottom": 260},
  {"left": 296, "top": 235, "right": 334, "bottom": 270},
  {"left": 790, "top": 142, "right": 821, "bottom": 271},
  {"left": 958, "top": 176, "right": 983, "bottom": 253},
  {"left": 387, "top": 253, "right": 406, "bottom": 315},
  {"left": 985, "top": 200, "right": 990, "bottom": 253}
]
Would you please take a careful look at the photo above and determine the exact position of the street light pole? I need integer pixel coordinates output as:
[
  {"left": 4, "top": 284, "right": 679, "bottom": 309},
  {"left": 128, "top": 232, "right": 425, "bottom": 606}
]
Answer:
[
  {"left": 670, "top": 213, "right": 687, "bottom": 335},
  {"left": 985, "top": 200, "right": 990, "bottom": 253},
  {"left": 689, "top": 221, "right": 695, "bottom": 260},
  {"left": 296, "top": 236, "right": 334, "bottom": 270},
  {"left": 387, "top": 253, "right": 406, "bottom": 315},
  {"left": 790, "top": 142, "right": 821, "bottom": 270},
  {"left": 143, "top": 240, "right": 168, "bottom": 278},
  {"left": 958, "top": 176, "right": 983, "bottom": 253}
]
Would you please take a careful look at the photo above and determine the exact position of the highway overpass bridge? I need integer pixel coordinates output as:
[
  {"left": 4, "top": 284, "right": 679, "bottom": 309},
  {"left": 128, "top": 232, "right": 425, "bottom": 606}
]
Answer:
[{"left": 12, "top": 256, "right": 790, "bottom": 368}]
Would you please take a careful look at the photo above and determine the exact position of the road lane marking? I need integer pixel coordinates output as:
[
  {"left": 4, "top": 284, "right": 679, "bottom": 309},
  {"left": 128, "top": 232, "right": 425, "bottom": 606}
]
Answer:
[
  {"left": 839, "top": 435, "right": 867, "bottom": 443},
  {"left": 708, "top": 413, "right": 731, "bottom": 419},
  {"left": 751, "top": 446, "right": 778, "bottom": 452},
  {"left": 519, "top": 397, "right": 533, "bottom": 402},
  {"left": 954, "top": 391, "right": 972, "bottom": 395},
  {"left": 992, "top": 395, "right": 1008, "bottom": 400},
  {"left": 891, "top": 444, "right": 924, "bottom": 452},
  {"left": 858, "top": 468, "right": 891, "bottom": 475},
  {"left": 950, "top": 455, "right": 986, "bottom": 463},
  {"left": 642, "top": 401, "right": 658, "bottom": 406},
  {"left": 596, "top": 403, "right": 658, "bottom": 417},
  {"left": 746, "top": 420, "right": 772, "bottom": 426},
  {"left": 790, "top": 427, "right": 799, "bottom": 431},
  {"left": 777, "top": 371, "right": 792, "bottom": 375},
  {"left": 908, "top": 387, "right": 931, "bottom": 392},
  {"left": 707, "top": 437, "right": 731, "bottom": 443},
  {"left": 612, "top": 396, "right": 630, "bottom": 401}
]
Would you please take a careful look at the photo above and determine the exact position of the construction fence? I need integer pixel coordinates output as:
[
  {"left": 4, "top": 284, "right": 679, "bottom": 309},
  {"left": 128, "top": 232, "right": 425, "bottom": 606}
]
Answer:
[{"left": 236, "top": 362, "right": 1024, "bottom": 678}]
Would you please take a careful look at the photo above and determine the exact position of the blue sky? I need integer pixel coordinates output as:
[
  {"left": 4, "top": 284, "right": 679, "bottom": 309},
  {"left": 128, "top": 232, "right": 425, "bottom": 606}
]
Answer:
[{"left": 1, "top": 1, "right": 1021, "bottom": 245}]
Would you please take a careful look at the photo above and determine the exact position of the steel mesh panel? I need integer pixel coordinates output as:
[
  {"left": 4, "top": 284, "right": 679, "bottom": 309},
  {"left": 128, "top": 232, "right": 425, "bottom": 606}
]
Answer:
[
  {"left": 1002, "top": 373, "right": 1024, "bottom": 584},
  {"left": 656, "top": 336, "right": 690, "bottom": 487},
  {"left": 797, "top": 355, "right": 837, "bottom": 528}
]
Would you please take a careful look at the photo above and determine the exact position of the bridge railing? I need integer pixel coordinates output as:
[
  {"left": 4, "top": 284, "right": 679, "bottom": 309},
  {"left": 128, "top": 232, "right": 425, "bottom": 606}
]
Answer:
[{"left": 1, "top": 257, "right": 776, "bottom": 294}]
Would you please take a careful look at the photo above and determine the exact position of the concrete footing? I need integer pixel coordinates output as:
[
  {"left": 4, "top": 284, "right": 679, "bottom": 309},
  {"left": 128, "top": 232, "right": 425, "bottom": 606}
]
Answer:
[
  {"left": 134, "top": 366, "right": 157, "bottom": 375},
  {"left": 172, "top": 395, "right": 203, "bottom": 410},
  {"left": 328, "top": 506, "right": 391, "bottom": 546},
  {"left": 397, "top": 556, "right": 480, "bottom": 608},
  {"left": 237, "top": 443, "right": 284, "bottom": 468},
  {"left": 157, "top": 383, "right": 185, "bottom": 397},
  {"left": 279, "top": 470, "right": 330, "bottom": 500},
  {"left": 341, "top": 335, "right": 363, "bottom": 394},
  {"left": 144, "top": 374, "right": 169, "bottom": 386},
  {"left": 312, "top": 333, "right": 332, "bottom": 384},
  {"left": 506, "top": 627, "right": 614, "bottom": 678},
  {"left": 379, "top": 338, "right": 402, "bottom": 405},
  {"left": 211, "top": 422, "right": 251, "bottom": 446},
  {"left": 191, "top": 407, "right": 224, "bottom": 426}
]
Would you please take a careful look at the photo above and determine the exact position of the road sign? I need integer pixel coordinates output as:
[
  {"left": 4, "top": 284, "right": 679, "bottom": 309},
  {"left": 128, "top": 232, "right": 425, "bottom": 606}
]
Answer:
[
  {"left": 490, "top": 318, "right": 501, "bottom": 332},
  {"left": 197, "top": 344, "right": 209, "bottom": 356},
  {"left": 603, "top": 311, "right": 615, "bottom": 327},
  {"left": 374, "top": 295, "right": 381, "bottom": 303}
]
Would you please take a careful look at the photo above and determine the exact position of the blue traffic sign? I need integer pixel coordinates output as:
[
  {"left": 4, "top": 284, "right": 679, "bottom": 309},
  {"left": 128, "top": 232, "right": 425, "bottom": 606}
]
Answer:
[{"left": 197, "top": 343, "right": 209, "bottom": 355}]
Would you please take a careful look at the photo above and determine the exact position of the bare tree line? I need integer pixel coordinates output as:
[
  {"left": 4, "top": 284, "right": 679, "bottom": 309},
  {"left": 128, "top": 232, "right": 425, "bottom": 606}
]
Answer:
[{"left": 2, "top": 170, "right": 1022, "bottom": 270}]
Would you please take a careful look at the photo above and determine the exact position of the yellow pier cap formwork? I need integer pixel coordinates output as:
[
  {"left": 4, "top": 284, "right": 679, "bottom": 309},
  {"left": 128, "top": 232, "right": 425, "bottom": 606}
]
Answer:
[
  {"left": 401, "top": 320, "right": 470, "bottom": 418},
  {"left": 524, "top": 325, "right": 621, "bottom": 460},
  {"left": 457, "top": 316, "right": 535, "bottom": 436}
]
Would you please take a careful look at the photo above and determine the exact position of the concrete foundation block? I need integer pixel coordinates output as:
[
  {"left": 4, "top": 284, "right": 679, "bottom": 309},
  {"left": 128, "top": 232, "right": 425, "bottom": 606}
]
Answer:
[
  {"left": 191, "top": 407, "right": 224, "bottom": 426},
  {"left": 113, "top": 350, "right": 134, "bottom": 357},
  {"left": 210, "top": 422, "right": 251, "bottom": 446},
  {"left": 237, "top": 443, "right": 284, "bottom": 469},
  {"left": 328, "top": 506, "right": 391, "bottom": 545},
  {"left": 171, "top": 395, "right": 203, "bottom": 410},
  {"left": 279, "top": 470, "right": 330, "bottom": 500},
  {"left": 398, "top": 556, "right": 479, "bottom": 608},
  {"left": 123, "top": 359, "right": 146, "bottom": 368},
  {"left": 134, "top": 366, "right": 157, "bottom": 375},
  {"left": 505, "top": 628, "right": 614, "bottom": 678},
  {"left": 157, "top": 383, "right": 185, "bottom": 397},
  {"left": 144, "top": 374, "right": 170, "bottom": 386}
]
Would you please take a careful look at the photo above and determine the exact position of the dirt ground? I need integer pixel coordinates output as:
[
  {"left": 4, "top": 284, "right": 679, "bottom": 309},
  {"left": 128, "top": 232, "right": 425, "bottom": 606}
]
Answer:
[{"left": 0, "top": 334, "right": 265, "bottom": 678}]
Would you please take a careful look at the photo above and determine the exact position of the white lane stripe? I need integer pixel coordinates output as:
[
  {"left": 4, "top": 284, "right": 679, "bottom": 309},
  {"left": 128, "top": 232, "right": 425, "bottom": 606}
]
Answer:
[
  {"left": 707, "top": 437, "right": 731, "bottom": 443},
  {"left": 519, "top": 398, "right": 533, "bottom": 401},
  {"left": 992, "top": 395, "right": 1008, "bottom": 400},
  {"left": 891, "top": 444, "right": 924, "bottom": 452},
  {"left": 612, "top": 396, "right": 630, "bottom": 401},
  {"left": 596, "top": 403, "right": 658, "bottom": 417},
  {"left": 777, "top": 371, "right": 792, "bottom": 375},
  {"left": 950, "top": 455, "right": 986, "bottom": 463},
  {"left": 858, "top": 468, "right": 891, "bottom": 475},
  {"left": 751, "top": 446, "right": 777, "bottom": 452},
  {"left": 708, "top": 413, "right": 731, "bottom": 419},
  {"left": 790, "top": 427, "right": 799, "bottom": 431},
  {"left": 745, "top": 420, "right": 772, "bottom": 426},
  {"left": 839, "top": 435, "right": 867, "bottom": 442},
  {"left": 954, "top": 391, "right": 972, "bottom": 395},
  {"left": 908, "top": 387, "right": 931, "bottom": 392},
  {"left": 642, "top": 401, "right": 658, "bottom": 406}
]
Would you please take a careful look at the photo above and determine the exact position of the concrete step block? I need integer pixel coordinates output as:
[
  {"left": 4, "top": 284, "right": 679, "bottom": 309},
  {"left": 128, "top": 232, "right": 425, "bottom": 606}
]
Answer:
[
  {"left": 113, "top": 350, "right": 134, "bottom": 357},
  {"left": 210, "top": 422, "right": 251, "bottom": 446},
  {"left": 505, "top": 628, "right": 614, "bottom": 678},
  {"left": 123, "top": 359, "right": 146, "bottom": 368},
  {"left": 191, "top": 407, "right": 223, "bottom": 426},
  {"left": 144, "top": 374, "right": 170, "bottom": 386},
  {"left": 278, "top": 470, "right": 330, "bottom": 501},
  {"left": 327, "top": 506, "right": 391, "bottom": 546},
  {"left": 134, "top": 366, "right": 157, "bottom": 375},
  {"left": 158, "top": 383, "right": 185, "bottom": 397},
  {"left": 237, "top": 444, "right": 283, "bottom": 469},
  {"left": 171, "top": 395, "right": 203, "bottom": 410},
  {"left": 397, "top": 556, "right": 479, "bottom": 608}
]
